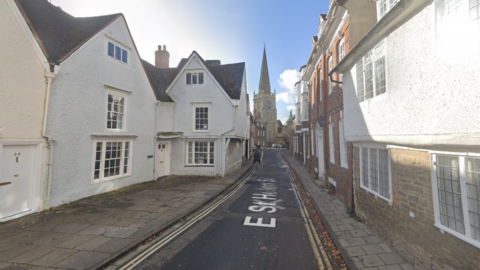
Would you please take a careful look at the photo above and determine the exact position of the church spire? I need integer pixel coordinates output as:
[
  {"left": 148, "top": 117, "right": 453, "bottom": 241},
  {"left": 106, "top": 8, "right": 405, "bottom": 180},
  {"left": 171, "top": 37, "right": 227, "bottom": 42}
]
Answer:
[{"left": 258, "top": 45, "right": 271, "bottom": 95}]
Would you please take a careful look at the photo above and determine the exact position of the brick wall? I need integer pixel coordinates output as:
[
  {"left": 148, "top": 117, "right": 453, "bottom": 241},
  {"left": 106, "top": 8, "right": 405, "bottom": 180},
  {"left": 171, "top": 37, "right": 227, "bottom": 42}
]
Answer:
[
  {"left": 325, "top": 107, "right": 352, "bottom": 209},
  {"left": 353, "top": 147, "right": 480, "bottom": 270}
]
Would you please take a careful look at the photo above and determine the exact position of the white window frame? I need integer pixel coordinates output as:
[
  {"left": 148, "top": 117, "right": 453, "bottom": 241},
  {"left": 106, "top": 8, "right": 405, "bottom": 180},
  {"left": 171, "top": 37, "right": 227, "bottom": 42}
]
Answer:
[
  {"left": 186, "top": 141, "right": 215, "bottom": 166},
  {"left": 338, "top": 38, "right": 345, "bottom": 62},
  {"left": 377, "top": 0, "right": 399, "bottom": 20},
  {"left": 92, "top": 138, "right": 133, "bottom": 183},
  {"left": 107, "top": 41, "right": 129, "bottom": 64},
  {"left": 318, "top": 68, "right": 322, "bottom": 101},
  {"left": 328, "top": 57, "right": 333, "bottom": 95},
  {"left": 339, "top": 120, "right": 348, "bottom": 168},
  {"left": 431, "top": 152, "right": 480, "bottom": 249},
  {"left": 193, "top": 104, "right": 210, "bottom": 132},
  {"left": 329, "top": 123, "right": 335, "bottom": 164},
  {"left": 302, "top": 98, "right": 309, "bottom": 121},
  {"left": 435, "top": 0, "right": 480, "bottom": 48},
  {"left": 311, "top": 128, "right": 315, "bottom": 156},
  {"left": 186, "top": 71, "right": 205, "bottom": 85},
  {"left": 359, "top": 147, "right": 392, "bottom": 202},
  {"left": 355, "top": 40, "right": 387, "bottom": 103},
  {"left": 106, "top": 89, "right": 128, "bottom": 132}
]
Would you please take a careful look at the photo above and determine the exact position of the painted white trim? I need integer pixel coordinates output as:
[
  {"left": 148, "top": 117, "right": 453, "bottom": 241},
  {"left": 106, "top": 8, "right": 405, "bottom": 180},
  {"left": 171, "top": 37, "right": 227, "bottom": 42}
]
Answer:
[
  {"left": 359, "top": 146, "right": 393, "bottom": 203},
  {"left": 328, "top": 177, "right": 337, "bottom": 187},
  {"left": 192, "top": 103, "right": 211, "bottom": 132},
  {"left": 105, "top": 39, "right": 130, "bottom": 66},
  {"left": 185, "top": 140, "right": 215, "bottom": 166},
  {"left": 430, "top": 153, "right": 480, "bottom": 249},
  {"left": 0, "top": 141, "right": 44, "bottom": 221},
  {"left": 91, "top": 138, "right": 134, "bottom": 184},
  {"left": 105, "top": 88, "right": 129, "bottom": 133},
  {"left": 156, "top": 141, "right": 171, "bottom": 178}
]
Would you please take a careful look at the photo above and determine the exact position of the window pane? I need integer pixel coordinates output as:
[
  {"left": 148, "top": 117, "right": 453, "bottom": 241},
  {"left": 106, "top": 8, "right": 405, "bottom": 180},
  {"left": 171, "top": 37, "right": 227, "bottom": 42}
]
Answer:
[
  {"left": 437, "top": 155, "right": 465, "bottom": 234},
  {"left": 374, "top": 42, "right": 386, "bottom": 96},
  {"left": 108, "top": 42, "right": 114, "bottom": 57},
  {"left": 124, "top": 142, "right": 129, "bottom": 174},
  {"left": 122, "top": 49, "right": 128, "bottom": 64},
  {"left": 195, "top": 107, "right": 209, "bottom": 130},
  {"left": 369, "top": 149, "right": 379, "bottom": 192},
  {"left": 378, "top": 0, "right": 387, "bottom": 17},
  {"left": 466, "top": 157, "right": 480, "bottom": 241},
  {"left": 186, "top": 73, "right": 191, "bottom": 84},
  {"left": 107, "top": 94, "right": 125, "bottom": 130},
  {"left": 94, "top": 142, "right": 102, "bottom": 179},
  {"left": 362, "top": 148, "right": 369, "bottom": 188},
  {"left": 115, "top": 46, "right": 121, "bottom": 60},
  {"left": 199, "top": 73, "right": 204, "bottom": 84},
  {"left": 364, "top": 51, "right": 374, "bottom": 100},
  {"left": 378, "top": 149, "right": 390, "bottom": 198},
  {"left": 192, "top": 73, "right": 198, "bottom": 84},
  {"left": 356, "top": 59, "right": 365, "bottom": 102}
]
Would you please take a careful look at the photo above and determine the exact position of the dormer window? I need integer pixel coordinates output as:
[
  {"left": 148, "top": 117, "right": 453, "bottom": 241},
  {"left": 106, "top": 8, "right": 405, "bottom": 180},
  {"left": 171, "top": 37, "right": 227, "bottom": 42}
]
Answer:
[
  {"left": 107, "top": 41, "right": 128, "bottom": 64},
  {"left": 377, "top": 0, "right": 399, "bottom": 20},
  {"left": 186, "top": 72, "right": 204, "bottom": 85}
]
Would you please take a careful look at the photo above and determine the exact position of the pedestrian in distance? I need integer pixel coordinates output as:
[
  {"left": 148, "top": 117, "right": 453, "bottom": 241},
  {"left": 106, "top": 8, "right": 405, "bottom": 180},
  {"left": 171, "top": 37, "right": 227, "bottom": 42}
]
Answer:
[{"left": 253, "top": 149, "right": 261, "bottom": 165}]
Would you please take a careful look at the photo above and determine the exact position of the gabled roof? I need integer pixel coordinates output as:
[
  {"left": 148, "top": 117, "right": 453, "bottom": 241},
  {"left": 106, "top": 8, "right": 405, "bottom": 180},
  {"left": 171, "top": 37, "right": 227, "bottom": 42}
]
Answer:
[
  {"left": 141, "top": 60, "right": 175, "bottom": 102},
  {"left": 209, "top": 63, "right": 245, "bottom": 100},
  {"left": 144, "top": 51, "right": 245, "bottom": 102},
  {"left": 15, "top": 0, "right": 120, "bottom": 64}
]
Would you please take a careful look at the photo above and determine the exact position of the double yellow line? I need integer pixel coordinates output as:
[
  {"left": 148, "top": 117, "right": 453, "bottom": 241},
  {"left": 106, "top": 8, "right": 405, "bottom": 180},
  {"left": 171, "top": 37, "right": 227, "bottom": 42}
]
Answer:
[
  {"left": 281, "top": 155, "right": 333, "bottom": 270},
  {"left": 118, "top": 168, "right": 256, "bottom": 270}
]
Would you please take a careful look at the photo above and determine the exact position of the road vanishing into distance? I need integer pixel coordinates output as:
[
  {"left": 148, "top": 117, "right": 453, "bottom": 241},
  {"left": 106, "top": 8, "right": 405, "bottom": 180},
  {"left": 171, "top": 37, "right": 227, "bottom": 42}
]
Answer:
[{"left": 115, "top": 150, "right": 334, "bottom": 270}]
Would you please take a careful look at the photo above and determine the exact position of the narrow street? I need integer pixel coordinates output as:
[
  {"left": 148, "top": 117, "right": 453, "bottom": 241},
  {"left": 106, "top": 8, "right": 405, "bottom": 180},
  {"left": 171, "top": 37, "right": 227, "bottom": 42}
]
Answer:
[{"left": 115, "top": 150, "right": 330, "bottom": 270}]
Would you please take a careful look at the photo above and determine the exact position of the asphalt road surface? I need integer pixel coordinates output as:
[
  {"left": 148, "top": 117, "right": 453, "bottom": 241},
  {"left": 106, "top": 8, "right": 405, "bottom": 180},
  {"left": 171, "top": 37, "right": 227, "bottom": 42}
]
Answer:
[{"left": 128, "top": 149, "right": 320, "bottom": 270}]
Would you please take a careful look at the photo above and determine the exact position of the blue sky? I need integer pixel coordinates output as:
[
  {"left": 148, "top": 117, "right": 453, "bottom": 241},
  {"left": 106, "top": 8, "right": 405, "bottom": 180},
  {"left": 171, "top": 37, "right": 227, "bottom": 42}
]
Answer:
[{"left": 50, "top": 0, "right": 330, "bottom": 124}]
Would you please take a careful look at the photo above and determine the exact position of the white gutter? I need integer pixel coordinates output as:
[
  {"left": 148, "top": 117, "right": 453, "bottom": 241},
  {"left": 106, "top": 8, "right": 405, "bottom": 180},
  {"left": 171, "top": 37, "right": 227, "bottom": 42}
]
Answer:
[{"left": 42, "top": 65, "right": 60, "bottom": 210}]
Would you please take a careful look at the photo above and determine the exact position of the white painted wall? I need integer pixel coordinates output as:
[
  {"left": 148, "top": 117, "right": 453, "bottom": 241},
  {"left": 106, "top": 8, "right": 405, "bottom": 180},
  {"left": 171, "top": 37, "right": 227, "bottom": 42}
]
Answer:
[
  {"left": 343, "top": 3, "right": 480, "bottom": 148},
  {"left": 0, "top": 0, "right": 47, "bottom": 141},
  {"left": 0, "top": 0, "right": 50, "bottom": 219},
  {"left": 163, "top": 54, "right": 245, "bottom": 177},
  {"left": 46, "top": 17, "right": 157, "bottom": 207}
]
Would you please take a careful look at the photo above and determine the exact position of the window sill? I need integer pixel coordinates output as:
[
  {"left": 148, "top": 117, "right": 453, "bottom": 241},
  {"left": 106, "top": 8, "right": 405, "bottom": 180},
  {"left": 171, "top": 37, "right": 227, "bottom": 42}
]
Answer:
[
  {"left": 93, "top": 173, "right": 131, "bottom": 184},
  {"left": 185, "top": 165, "right": 214, "bottom": 167},
  {"left": 359, "top": 185, "right": 392, "bottom": 204},
  {"left": 433, "top": 223, "right": 480, "bottom": 249},
  {"left": 91, "top": 134, "right": 138, "bottom": 139}
]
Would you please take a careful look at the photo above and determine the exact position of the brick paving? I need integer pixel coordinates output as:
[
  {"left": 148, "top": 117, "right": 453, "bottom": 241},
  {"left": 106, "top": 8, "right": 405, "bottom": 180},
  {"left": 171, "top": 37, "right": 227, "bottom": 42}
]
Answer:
[
  {"left": 0, "top": 163, "right": 252, "bottom": 270},
  {"left": 281, "top": 152, "right": 415, "bottom": 270}
]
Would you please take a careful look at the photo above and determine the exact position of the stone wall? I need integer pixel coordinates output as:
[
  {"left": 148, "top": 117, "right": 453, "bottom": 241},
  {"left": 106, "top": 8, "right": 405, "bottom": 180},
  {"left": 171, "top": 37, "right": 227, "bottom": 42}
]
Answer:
[{"left": 353, "top": 147, "right": 480, "bottom": 270}]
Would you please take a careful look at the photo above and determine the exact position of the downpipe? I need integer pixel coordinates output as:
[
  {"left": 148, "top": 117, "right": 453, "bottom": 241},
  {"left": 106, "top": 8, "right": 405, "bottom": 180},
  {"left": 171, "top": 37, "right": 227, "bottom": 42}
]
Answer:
[{"left": 42, "top": 65, "right": 59, "bottom": 209}]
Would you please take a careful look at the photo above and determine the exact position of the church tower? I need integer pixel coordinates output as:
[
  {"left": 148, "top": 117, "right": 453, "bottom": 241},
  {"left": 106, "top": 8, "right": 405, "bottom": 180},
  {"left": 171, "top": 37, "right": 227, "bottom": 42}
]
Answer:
[{"left": 253, "top": 46, "right": 277, "bottom": 144}]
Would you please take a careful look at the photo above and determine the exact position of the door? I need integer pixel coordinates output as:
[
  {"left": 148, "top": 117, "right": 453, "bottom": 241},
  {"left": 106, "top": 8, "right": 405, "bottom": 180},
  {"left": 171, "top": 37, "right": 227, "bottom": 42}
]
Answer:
[
  {"left": 0, "top": 145, "right": 36, "bottom": 220},
  {"left": 317, "top": 132, "right": 324, "bottom": 178},
  {"left": 156, "top": 142, "right": 171, "bottom": 178}
]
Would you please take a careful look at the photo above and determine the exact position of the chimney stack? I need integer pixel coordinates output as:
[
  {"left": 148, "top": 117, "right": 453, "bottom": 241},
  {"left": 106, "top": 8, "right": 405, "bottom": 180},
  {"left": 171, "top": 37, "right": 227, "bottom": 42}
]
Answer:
[{"left": 155, "top": 45, "right": 170, "bottom": 68}]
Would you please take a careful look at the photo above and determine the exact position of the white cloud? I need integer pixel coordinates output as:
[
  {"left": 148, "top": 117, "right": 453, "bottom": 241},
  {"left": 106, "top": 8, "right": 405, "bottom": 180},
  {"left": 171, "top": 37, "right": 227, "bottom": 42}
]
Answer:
[
  {"left": 286, "top": 105, "right": 295, "bottom": 111},
  {"left": 276, "top": 69, "right": 300, "bottom": 105},
  {"left": 277, "top": 69, "right": 300, "bottom": 94},
  {"left": 276, "top": 92, "right": 293, "bottom": 103}
]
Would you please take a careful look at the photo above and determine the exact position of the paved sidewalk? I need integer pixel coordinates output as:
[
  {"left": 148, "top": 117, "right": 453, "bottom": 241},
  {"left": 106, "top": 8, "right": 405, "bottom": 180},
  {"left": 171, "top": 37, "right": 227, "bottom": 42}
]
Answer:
[
  {"left": 0, "top": 163, "right": 253, "bottom": 270},
  {"left": 281, "top": 152, "right": 415, "bottom": 270}
]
